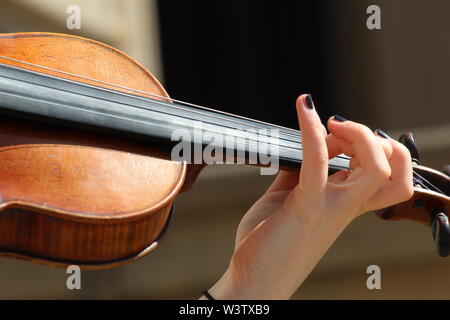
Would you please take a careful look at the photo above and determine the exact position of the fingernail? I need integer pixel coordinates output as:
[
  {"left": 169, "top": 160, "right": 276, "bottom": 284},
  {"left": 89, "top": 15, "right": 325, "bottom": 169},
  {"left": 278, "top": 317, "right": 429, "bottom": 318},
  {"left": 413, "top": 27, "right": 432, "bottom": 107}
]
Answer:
[
  {"left": 304, "top": 94, "right": 314, "bottom": 109},
  {"left": 375, "top": 129, "right": 390, "bottom": 139},
  {"left": 333, "top": 115, "right": 347, "bottom": 122}
]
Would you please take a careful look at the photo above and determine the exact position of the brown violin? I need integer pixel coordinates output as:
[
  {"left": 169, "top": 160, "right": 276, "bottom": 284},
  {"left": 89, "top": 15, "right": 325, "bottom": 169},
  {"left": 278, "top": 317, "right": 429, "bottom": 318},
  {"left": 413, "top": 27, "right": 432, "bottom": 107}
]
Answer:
[{"left": 0, "top": 32, "right": 448, "bottom": 269}]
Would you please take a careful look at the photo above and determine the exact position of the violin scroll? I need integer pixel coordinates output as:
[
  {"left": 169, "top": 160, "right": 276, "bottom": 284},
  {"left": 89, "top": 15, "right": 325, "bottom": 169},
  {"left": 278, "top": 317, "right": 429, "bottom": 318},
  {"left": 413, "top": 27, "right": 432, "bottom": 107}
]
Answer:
[
  {"left": 442, "top": 165, "right": 450, "bottom": 177},
  {"left": 399, "top": 132, "right": 420, "bottom": 164},
  {"left": 376, "top": 132, "right": 450, "bottom": 257}
]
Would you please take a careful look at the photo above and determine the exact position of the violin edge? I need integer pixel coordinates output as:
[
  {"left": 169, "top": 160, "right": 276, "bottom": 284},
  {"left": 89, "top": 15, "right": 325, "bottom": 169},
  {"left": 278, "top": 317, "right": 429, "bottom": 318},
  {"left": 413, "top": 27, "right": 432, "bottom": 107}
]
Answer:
[{"left": 0, "top": 202, "right": 175, "bottom": 269}]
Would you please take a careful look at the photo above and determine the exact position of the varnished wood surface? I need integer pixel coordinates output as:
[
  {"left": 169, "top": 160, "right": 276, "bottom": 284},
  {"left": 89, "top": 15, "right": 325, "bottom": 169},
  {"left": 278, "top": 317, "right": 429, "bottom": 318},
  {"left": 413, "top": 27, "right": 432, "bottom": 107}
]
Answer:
[
  {"left": 0, "top": 144, "right": 184, "bottom": 219},
  {"left": 0, "top": 32, "right": 167, "bottom": 98},
  {"left": 0, "top": 32, "right": 187, "bottom": 268},
  {"left": 377, "top": 165, "right": 450, "bottom": 226},
  {"left": 377, "top": 189, "right": 450, "bottom": 226},
  {"left": 0, "top": 205, "right": 171, "bottom": 269}
]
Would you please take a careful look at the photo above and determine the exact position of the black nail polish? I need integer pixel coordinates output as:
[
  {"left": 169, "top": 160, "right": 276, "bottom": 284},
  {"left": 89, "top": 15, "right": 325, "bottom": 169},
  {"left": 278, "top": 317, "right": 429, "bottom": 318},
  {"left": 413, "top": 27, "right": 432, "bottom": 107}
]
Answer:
[
  {"left": 304, "top": 94, "right": 314, "bottom": 109},
  {"left": 333, "top": 115, "right": 347, "bottom": 122},
  {"left": 375, "top": 129, "right": 390, "bottom": 139}
]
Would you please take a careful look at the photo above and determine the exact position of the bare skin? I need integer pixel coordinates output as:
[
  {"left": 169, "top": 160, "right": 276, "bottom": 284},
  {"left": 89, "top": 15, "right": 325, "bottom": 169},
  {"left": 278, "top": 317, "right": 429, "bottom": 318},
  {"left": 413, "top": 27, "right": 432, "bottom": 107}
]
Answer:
[{"left": 201, "top": 94, "right": 413, "bottom": 300}]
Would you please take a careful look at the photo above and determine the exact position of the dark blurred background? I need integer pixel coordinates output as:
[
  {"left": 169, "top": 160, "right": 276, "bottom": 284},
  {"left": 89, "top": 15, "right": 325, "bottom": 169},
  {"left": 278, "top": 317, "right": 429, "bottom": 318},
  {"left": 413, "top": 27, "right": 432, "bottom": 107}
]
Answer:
[
  {"left": 158, "top": 0, "right": 450, "bottom": 134},
  {"left": 158, "top": 1, "right": 335, "bottom": 129},
  {"left": 0, "top": 0, "right": 449, "bottom": 299}
]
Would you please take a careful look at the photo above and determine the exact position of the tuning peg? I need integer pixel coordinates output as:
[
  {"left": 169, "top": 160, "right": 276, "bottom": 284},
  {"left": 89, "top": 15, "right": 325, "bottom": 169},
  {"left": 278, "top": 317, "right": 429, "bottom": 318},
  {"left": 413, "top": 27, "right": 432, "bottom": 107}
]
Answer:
[
  {"left": 431, "top": 211, "right": 450, "bottom": 257},
  {"left": 442, "top": 165, "right": 450, "bottom": 177},
  {"left": 399, "top": 132, "right": 420, "bottom": 164}
]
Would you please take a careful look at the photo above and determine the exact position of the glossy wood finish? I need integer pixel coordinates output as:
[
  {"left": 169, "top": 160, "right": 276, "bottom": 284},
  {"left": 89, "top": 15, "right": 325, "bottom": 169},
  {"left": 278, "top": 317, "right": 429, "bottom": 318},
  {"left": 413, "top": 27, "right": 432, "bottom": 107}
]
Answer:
[
  {"left": 0, "top": 33, "right": 187, "bottom": 269},
  {"left": 377, "top": 165, "right": 450, "bottom": 226},
  {"left": 376, "top": 189, "right": 450, "bottom": 226},
  {"left": 0, "top": 145, "right": 183, "bottom": 218},
  {"left": 0, "top": 33, "right": 166, "bottom": 97}
]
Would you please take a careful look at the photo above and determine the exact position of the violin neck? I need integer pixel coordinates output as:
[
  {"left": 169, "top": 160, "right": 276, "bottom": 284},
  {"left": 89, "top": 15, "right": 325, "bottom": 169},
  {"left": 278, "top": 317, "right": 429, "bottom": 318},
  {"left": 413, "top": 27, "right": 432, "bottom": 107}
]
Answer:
[{"left": 0, "top": 63, "right": 350, "bottom": 173}]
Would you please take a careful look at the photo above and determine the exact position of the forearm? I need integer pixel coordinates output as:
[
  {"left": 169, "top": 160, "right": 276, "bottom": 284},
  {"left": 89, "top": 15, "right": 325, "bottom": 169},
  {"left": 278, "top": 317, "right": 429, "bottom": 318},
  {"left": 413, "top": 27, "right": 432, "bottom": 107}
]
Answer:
[{"left": 206, "top": 207, "right": 351, "bottom": 300}]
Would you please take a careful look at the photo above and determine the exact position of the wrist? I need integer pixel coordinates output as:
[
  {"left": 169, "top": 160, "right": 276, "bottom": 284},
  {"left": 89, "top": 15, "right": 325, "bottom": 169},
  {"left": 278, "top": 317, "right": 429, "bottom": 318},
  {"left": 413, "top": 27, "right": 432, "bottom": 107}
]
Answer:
[{"left": 206, "top": 269, "right": 243, "bottom": 300}]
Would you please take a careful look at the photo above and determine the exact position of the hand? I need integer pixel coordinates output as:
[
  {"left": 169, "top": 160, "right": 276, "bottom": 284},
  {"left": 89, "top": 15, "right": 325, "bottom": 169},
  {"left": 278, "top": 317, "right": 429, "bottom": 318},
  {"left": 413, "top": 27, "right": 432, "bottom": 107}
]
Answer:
[{"left": 206, "top": 94, "right": 413, "bottom": 300}]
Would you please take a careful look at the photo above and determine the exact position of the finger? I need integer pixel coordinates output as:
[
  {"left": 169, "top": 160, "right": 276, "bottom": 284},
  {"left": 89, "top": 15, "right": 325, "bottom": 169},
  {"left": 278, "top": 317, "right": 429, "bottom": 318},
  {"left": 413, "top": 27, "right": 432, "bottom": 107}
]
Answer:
[
  {"left": 374, "top": 129, "right": 394, "bottom": 161},
  {"left": 326, "top": 134, "right": 354, "bottom": 159},
  {"left": 327, "top": 116, "right": 391, "bottom": 185},
  {"left": 326, "top": 131, "right": 393, "bottom": 175},
  {"left": 327, "top": 133, "right": 392, "bottom": 162},
  {"left": 366, "top": 139, "right": 414, "bottom": 209},
  {"left": 296, "top": 94, "right": 329, "bottom": 191},
  {"left": 349, "top": 157, "right": 360, "bottom": 171},
  {"left": 321, "top": 123, "right": 328, "bottom": 138},
  {"left": 328, "top": 169, "right": 351, "bottom": 184}
]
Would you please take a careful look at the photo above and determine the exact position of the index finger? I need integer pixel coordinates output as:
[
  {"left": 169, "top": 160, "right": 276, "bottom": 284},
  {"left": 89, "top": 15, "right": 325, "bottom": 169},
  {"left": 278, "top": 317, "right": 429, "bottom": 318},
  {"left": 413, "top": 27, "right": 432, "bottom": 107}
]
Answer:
[{"left": 296, "top": 94, "right": 329, "bottom": 192}]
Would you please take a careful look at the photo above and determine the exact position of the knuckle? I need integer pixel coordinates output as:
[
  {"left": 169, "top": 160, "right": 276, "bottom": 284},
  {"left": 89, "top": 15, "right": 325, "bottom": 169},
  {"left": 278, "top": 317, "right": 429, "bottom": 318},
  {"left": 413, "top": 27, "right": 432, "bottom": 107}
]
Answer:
[
  {"left": 310, "top": 122, "right": 324, "bottom": 132},
  {"left": 401, "top": 180, "right": 414, "bottom": 201},
  {"left": 370, "top": 163, "right": 391, "bottom": 182},
  {"left": 397, "top": 143, "right": 412, "bottom": 160},
  {"left": 351, "top": 124, "right": 376, "bottom": 143},
  {"left": 390, "top": 182, "right": 413, "bottom": 204},
  {"left": 290, "top": 188, "right": 322, "bottom": 226},
  {"left": 355, "top": 123, "right": 374, "bottom": 136}
]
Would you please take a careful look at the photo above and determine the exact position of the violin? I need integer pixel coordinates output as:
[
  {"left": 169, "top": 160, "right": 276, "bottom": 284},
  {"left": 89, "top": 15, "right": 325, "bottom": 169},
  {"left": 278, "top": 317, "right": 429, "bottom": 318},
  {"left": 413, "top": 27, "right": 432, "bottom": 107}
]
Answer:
[{"left": 0, "top": 32, "right": 448, "bottom": 269}]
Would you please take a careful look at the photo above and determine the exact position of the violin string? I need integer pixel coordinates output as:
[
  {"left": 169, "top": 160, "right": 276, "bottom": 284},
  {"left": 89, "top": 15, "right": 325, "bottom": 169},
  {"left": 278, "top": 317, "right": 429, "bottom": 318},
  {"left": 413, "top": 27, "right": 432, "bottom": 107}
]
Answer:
[
  {"left": 0, "top": 57, "right": 352, "bottom": 163},
  {"left": 0, "top": 55, "right": 303, "bottom": 139},
  {"left": 9, "top": 76, "right": 317, "bottom": 158},
  {"left": 5, "top": 78, "right": 304, "bottom": 155},
  {"left": 412, "top": 170, "right": 437, "bottom": 193},
  {"left": 0, "top": 57, "right": 341, "bottom": 158},
  {"left": 412, "top": 173, "right": 430, "bottom": 190},
  {"left": 412, "top": 169, "right": 445, "bottom": 194},
  {"left": 413, "top": 173, "right": 436, "bottom": 193},
  {"left": 411, "top": 170, "right": 439, "bottom": 194}
]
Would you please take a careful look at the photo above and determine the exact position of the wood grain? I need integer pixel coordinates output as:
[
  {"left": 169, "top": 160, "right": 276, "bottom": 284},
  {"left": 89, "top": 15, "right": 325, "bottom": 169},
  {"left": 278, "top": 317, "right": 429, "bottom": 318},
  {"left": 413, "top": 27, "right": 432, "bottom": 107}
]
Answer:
[{"left": 0, "top": 32, "right": 187, "bottom": 268}]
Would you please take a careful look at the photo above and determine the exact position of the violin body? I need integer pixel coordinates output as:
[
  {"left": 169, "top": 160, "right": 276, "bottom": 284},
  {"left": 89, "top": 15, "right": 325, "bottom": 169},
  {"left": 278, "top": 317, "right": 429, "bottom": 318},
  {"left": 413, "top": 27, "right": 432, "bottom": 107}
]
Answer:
[{"left": 0, "top": 33, "right": 187, "bottom": 269}]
